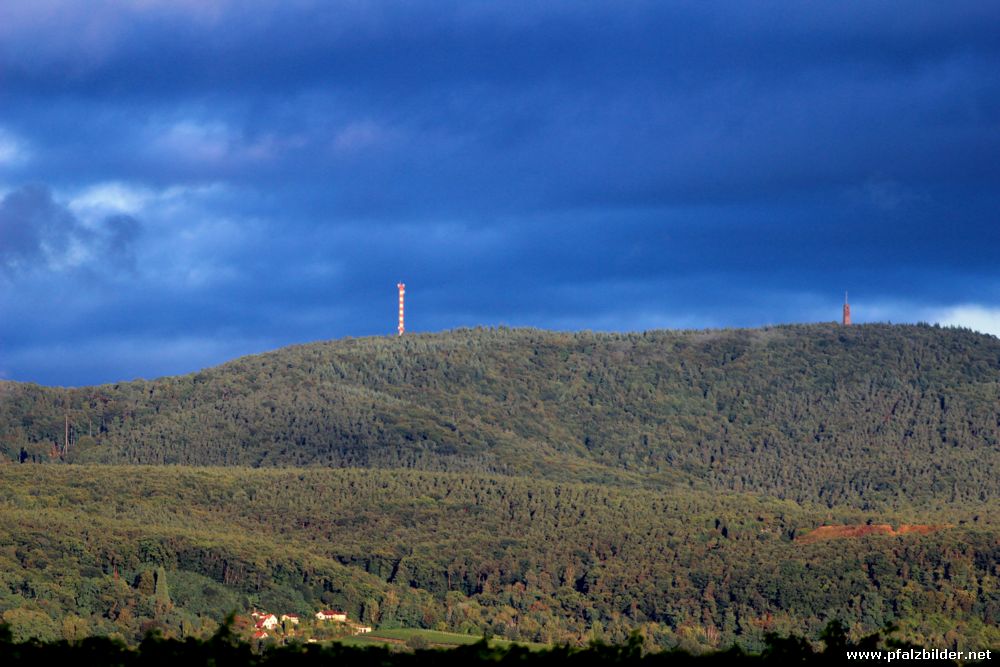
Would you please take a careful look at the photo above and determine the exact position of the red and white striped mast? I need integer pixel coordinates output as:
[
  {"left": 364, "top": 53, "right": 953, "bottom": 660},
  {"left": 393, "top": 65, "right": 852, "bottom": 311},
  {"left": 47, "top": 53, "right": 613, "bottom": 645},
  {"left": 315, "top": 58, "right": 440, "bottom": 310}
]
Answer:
[{"left": 397, "top": 283, "right": 406, "bottom": 336}]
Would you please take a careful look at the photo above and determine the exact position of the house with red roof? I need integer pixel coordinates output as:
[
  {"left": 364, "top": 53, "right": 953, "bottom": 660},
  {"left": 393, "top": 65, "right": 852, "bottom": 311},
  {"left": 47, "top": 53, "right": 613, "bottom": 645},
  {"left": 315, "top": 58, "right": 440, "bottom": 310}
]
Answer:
[{"left": 255, "top": 613, "right": 279, "bottom": 630}]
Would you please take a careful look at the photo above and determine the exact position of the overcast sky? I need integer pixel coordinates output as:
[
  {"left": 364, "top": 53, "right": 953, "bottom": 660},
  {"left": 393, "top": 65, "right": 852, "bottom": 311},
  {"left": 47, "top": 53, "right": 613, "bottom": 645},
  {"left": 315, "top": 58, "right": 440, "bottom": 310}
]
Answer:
[{"left": 1, "top": 1, "right": 998, "bottom": 386}]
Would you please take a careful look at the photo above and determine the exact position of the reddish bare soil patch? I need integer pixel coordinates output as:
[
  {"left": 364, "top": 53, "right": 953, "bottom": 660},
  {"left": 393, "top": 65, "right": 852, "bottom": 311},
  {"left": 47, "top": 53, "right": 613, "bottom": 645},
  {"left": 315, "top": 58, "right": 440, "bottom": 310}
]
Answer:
[{"left": 797, "top": 523, "right": 947, "bottom": 544}]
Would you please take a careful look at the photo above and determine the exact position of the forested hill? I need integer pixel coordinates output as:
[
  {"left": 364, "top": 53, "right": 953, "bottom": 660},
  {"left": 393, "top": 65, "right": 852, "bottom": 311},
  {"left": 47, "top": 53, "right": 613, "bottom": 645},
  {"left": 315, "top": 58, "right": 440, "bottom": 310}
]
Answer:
[{"left": 2, "top": 323, "right": 999, "bottom": 507}]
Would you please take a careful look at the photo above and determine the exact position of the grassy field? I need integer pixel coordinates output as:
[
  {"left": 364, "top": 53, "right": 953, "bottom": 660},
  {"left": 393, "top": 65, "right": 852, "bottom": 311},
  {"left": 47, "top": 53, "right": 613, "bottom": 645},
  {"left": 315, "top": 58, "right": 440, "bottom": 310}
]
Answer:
[
  {"left": 332, "top": 628, "right": 548, "bottom": 651},
  {"left": 370, "top": 628, "right": 483, "bottom": 644},
  {"left": 325, "top": 635, "right": 390, "bottom": 648}
]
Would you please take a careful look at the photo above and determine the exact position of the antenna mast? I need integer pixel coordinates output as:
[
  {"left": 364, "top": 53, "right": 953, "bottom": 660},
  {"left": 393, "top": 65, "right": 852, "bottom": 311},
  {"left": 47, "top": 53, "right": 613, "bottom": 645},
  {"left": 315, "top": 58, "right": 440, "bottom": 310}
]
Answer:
[
  {"left": 842, "top": 291, "right": 851, "bottom": 326},
  {"left": 397, "top": 283, "right": 405, "bottom": 336}
]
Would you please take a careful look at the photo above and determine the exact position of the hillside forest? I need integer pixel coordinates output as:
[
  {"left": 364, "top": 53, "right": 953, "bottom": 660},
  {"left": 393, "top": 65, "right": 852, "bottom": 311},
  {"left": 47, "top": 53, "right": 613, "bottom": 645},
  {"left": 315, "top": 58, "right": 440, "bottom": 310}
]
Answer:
[{"left": 0, "top": 324, "right": 998, "bottom": 652}]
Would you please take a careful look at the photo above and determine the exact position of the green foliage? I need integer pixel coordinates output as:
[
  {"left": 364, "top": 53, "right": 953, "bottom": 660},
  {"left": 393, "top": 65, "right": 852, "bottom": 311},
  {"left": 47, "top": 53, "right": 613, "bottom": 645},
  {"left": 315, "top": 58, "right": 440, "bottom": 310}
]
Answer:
[
  {"left": 0, "top": 619, "right": 985, "bottom": 665},
  {"left": 154, "top": 567, "right": 171, "bottom": 614},
  {"left": 2, "top": 324, "right": 999, "bottom": 508},
  {"left": 1, "top": 324, "right": 998, "bottom": 652},
  {"left": 0, "top": 466, "right": 996, "bottom": 651}
]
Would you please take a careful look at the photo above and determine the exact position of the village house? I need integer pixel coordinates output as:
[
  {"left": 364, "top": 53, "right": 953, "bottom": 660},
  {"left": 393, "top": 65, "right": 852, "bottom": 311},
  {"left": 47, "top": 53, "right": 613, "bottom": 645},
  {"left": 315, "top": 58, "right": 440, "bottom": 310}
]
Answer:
[
  {"left": 315, "top": 610, "right": 348, "bottom": 622},
  {"left": 253, "top": 631, "right": 269, "bottom": 640},
  {"left": 255, "top": 613, "right": 279, "bottom": 630},
  {"left": 280, "top": 613, "right": 300, "bottom": 625}
]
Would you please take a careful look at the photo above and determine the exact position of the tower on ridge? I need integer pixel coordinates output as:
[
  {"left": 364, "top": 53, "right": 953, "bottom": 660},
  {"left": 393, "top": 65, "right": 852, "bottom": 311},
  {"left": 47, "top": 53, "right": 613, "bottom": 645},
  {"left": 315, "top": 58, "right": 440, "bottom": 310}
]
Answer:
[
  {"left": 397, "top": 283, "right": 405, "bottom": 336},
  {"left": 842, "top": 291, "right": 851, "bottom": 326}
]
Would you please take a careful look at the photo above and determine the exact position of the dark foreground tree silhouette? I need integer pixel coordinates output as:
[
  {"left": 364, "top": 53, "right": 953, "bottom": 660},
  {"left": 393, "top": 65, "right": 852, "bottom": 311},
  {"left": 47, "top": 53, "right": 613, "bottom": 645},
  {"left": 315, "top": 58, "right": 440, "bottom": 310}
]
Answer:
[{"left": 0, "top": 619, "right": 976, "bottom": 665}]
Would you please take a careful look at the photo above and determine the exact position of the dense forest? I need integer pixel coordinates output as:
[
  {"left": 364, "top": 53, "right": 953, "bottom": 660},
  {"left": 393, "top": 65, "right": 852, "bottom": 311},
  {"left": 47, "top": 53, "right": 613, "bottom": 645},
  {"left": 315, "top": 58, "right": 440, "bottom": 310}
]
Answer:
[
  {"left": 0, "top": 467, "right": 997, "bottom": 651},
  {"left": 2, "top": 324, "right": 999, "bottom": 509},
  {"left": 0, "top": 325, "right": 998, "bottom": 652}
]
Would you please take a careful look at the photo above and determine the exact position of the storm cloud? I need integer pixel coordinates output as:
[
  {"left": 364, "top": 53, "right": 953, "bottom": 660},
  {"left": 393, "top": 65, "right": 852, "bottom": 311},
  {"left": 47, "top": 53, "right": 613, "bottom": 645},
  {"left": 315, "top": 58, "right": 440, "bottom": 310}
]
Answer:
[
  {"left": 0, "top": 185, "right": 140, "bottom": 277},
  {"left": 0, "top": 1, "right": 998, "bottom": 385}
]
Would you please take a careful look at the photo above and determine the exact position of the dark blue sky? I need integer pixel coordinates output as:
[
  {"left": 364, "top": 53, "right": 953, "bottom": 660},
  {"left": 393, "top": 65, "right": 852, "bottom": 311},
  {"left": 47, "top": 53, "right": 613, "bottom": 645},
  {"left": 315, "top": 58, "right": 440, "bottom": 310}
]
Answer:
[{"left": 1, "top": 1, "right": 998, "bottom": 386}]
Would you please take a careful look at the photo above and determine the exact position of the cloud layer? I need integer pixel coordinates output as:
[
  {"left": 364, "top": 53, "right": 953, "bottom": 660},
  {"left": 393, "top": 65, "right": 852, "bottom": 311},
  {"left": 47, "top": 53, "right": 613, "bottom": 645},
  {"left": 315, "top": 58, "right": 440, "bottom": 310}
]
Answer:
[
  {"left": 0, "top": 2, "right": 998, "bottom": 384},
  {"left": 0, "top": 185, "right": 139, "bottom": 276}
]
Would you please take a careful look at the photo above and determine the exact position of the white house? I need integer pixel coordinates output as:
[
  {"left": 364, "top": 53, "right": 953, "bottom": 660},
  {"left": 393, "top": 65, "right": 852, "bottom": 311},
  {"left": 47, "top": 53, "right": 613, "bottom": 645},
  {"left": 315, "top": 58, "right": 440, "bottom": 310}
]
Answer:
[
  {"left": 280, "top": 614, "right": 300, "bottom": 625},
  {"left": 256, "top": 614, "right": 279, "bottom": 630},
  {"left": 315, "top": 610, "right": 348, "bottom": 622}
]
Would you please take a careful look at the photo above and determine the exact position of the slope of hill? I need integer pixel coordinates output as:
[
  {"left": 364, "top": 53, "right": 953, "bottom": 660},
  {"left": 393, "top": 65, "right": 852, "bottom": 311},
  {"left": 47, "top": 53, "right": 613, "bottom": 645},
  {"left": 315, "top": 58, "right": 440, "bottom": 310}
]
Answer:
[
  {"left": 2, "top": 323, "right": 999, "bottom": 508},
  {"left": 1, "top": 466, "right": 997, "bottom": 650}
]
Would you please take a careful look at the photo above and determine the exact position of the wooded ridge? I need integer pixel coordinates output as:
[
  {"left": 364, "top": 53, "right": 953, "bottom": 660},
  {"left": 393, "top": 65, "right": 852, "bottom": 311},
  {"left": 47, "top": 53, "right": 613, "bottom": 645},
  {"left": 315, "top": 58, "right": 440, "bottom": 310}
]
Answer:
[
  {"left": 1, "top": 324, "right": 998, "bottom": 651},
  {"left": 2, "top": 323, "right": 998, "bottom": 508}
]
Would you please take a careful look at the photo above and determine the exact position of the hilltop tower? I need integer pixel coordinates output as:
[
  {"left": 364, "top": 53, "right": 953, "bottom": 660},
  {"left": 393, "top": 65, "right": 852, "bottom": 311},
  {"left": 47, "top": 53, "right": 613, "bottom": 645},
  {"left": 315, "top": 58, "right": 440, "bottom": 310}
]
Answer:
[
  {"left": 397, "top": 283, "right": 405, "bottom": 336},
  {"left": 842, "top": 291, "right": 851, "bottom": 326}
]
